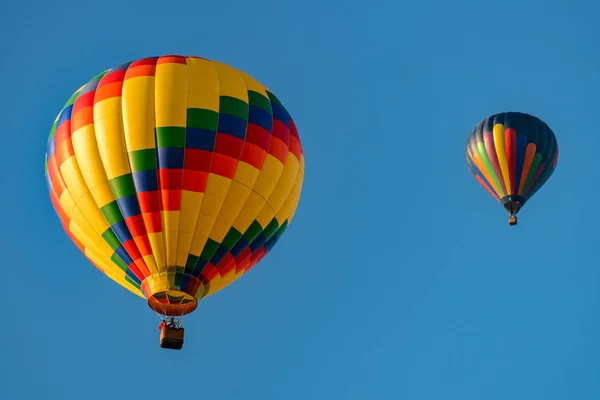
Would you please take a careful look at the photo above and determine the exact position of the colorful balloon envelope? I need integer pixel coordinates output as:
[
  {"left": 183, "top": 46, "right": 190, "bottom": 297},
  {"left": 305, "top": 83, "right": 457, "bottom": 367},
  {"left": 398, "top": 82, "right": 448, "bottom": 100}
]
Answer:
[
  {"left": 45, "top": 55, "right": 305, "bottom": 317},
  {"left": 466, "top": 112, "right": 558, "bottom": 225}
]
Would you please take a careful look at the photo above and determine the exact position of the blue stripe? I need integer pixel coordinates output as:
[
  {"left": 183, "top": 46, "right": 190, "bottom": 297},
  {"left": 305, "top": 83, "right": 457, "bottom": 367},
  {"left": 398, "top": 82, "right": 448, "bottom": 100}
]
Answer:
[
  {"left": 57, "top": 104, "right": 73, "bottom": 129},
  {"left": 514, "top": 135, "right": 528, "bottom": 194},
  {"left": 185, "top": 128, "right": 216, "bottom": 151},
  {"left": 116, "top": 194, "right": 141, "bottom": 219},
  {"left": 249, "top": 232, "right": 266, "bottom": 252},
  {"left": 111, "top": 220, "right": 133, "bottom": 243},
  {"left": 231, "top": 237, "right": 249, "bottom": 258},
  {"left": 126, "top": 269, "right": 142, "bottom": 284},
  {"left": 248, "top": 106, "right": 273, "bottom": 132},
  {"left": 157, "top": 147, "right": 184, "bottom": 169},
  {"left": 132, "top": 170, "right": 159, "bottom": 192},
  {"left": 47, "top": 137, "right": 56, "bottom": 158},
  {"left": 271, "top": 103, "right": 290, "bottom": 128},
  {"left": 217, "top": 114, "right": 247, "bottom": 140},
  {"left": 209, "top": 245, "right": 229, "bottom": 266},
  {"left": 115, "top": 245, "right": 134, "bottom": 266}
]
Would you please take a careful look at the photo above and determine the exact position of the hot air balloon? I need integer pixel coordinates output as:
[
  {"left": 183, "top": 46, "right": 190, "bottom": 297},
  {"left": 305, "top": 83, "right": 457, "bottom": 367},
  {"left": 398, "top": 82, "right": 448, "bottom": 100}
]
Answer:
[
  {"left": 44, "top": 55, "right": 304, "bottom": 349},
  {"left": 466, "top": 112, "right": 558, "bottom": 226}
]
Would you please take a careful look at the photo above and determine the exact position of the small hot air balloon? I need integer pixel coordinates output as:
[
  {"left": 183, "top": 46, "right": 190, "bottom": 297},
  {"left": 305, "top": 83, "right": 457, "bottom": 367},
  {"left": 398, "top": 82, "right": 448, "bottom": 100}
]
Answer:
[
  {"left": 45, "top": 55, "right": 304, "bottom": 349},
  {"left": 466, "top": 112, "right": 558, "bottom": 226}
]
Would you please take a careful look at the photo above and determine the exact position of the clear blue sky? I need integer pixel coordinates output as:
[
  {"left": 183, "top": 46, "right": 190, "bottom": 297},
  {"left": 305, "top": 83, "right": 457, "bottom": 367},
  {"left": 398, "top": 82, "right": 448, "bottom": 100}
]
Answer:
[{"left": 1, "top": 0, "right": 599, "bottom": 399}]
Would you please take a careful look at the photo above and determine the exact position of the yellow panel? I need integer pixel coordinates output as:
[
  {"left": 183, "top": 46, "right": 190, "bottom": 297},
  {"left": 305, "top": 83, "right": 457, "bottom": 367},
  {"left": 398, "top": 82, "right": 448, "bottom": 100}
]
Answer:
[
  {"left": 84, "top": 247, "right": 143, "bottom": 298},
  {"left": 176, "top": 231, "right": 194, "bottom": 266},
  {"left": 59, "top": 157, "right": 91, "bottom": 204},
  {"left": 89, "top": 181, "right": 115, "bottom": 208},
  {"left": 67, "top": 217, "right": 114, "bottom": 264},
  {"left": 205, "top": 173, "right": 233, "bottom": 198},
  {"left": 209, "top": 181, "right": 251, "bottom": 242},
  {"left": 255, "top": 203, "right": 276, "bottom": 228},
  {"left": 142, "top": 255, "right": 158, "bottom": 272},
  {"left": 265, "top": 155, "right": 299, "bottom": 214},
  {"left": 199, "top": 194, "right": 226, "bottom": 219},
  {"left": 233, "top": 161, "right": 261, "bottom": 188},
  {"left": 186, "top": 58, "right": 220, "bottom": 111},
  {"left": 155, "top": 61, "right": 187, "bottom": 127},
  {"left": 122, "top": 76, "right": 156, "bottom": 151},
  {"left": 76, "top": 193, "right": 110, "bottom": 233},
  {"left": 188, "top": 215, "right": 216, "bottom": 256},
  {"left": 180, "top": 190, "right": 204, "bottom": 214},
  {"left": 279, "top": 160, "right": 305, "bottom": 223},
  {"left": 212, "top": 61, "right": 249, "bottom": 101},
  {"left": 71, "top": 124, "right": 109, "bottom": 190},
  {"left": 232, "top": 191, "right": 267, "bottom": 233},
  {"left": 493, "top": 123, "right": 512, "bottom": 194},
  {"left": 147, "top": 232, "right": 166, "bottom": 270},
  {"left": 162, "top": 210, "right": 180, "bottom": 267},
  {"left": 252, "top": 155, "right": 284, "bottom": 200},
  {"left": 94, "top": 99, "right": 130, "bottom": 180},
  {"left": 178, "top": 211, "right": 199, "bottom": 233},
  {"left": 238, "top": 70, "right": 270, "bottom": 96}
]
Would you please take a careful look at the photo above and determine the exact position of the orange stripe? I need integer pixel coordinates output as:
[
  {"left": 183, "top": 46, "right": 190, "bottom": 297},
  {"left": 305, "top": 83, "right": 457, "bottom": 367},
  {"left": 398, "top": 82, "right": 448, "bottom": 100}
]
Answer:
[
  {"left": 94, "top": 81, "right": 123, "bottom": 103},
  {"left": 124, "top": 64, "right": 156, "bottom": 80},
  {"left": 158, "top": 55, "right": 187, "bottom": 65},
  {"left": 518, "top": 143, "right": 537, "bottom": 195},
  {"left": 71, "top": 107, "right": 94, "bottom": 132},
  {"left": 472, "top": 153, "right": 502, "bottom": 197},
  {"left": 476, "top": 175, "right": 500, "bottom": 202}
]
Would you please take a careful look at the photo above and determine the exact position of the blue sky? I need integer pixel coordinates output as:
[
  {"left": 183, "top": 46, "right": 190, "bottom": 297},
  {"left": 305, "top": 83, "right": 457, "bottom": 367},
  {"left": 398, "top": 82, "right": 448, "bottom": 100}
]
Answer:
[{"left": 1, "top": 0, "right": 600, "bottom": 399}]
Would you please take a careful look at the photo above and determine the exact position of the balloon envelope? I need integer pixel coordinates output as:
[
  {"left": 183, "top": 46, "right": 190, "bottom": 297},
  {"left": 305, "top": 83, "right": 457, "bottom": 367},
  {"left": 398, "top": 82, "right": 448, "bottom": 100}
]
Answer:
[
  {"left": 45, "top": 55, "right": 304, "bottom": 316},
  {"left": 466, "top": 112, "right": 558, "bottom": 217}
]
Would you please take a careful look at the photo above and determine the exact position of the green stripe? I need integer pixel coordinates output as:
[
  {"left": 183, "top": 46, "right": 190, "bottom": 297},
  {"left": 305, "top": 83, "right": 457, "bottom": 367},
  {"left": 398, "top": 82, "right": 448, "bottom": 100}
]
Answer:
[
  {"left": 476, "top": 142, "right": 505, "bottom": 197},
  {"left": 200, "top": 239, "right": 220, "bottom": 260},
  {"left": 129, "top": 149, "right": 157, "bottom": 172},
  {"left": 100, "top": 201, "right": 124, "bottom": 225},
  {"left": 187, "top": 108, "right": 218, "bottom": 131},
  {"left": 111, "top": 253, "right": 129, "bottom": 272},
  {"left": 248, "top": 91, "right": 272, "bottom": 114},
  {"left": 522, "top": 153, "right": 543, "bottom": 195},
  {"left": 101, "top": 228, "right": 122, "bottom": 250},
  {"left": 125, "top": 276, "right": 140, "bottom": 289},
  {"left": 109, "top": 174, "right": 136, "bottom": 199},
  {"left": 243, "top": 220, "right": 264, "bottom": 243},
  {"left": 156, "top": 127, "right": 186, "bottom": 148},
  {"left": 219, "top": 96, "right": 248, "bottom": 120},
  {"left": 222, "top": 228, "right": 242, "bottom": 250},
  {"left": 263, "top": 218, "right": 280, "bottom": 241}
]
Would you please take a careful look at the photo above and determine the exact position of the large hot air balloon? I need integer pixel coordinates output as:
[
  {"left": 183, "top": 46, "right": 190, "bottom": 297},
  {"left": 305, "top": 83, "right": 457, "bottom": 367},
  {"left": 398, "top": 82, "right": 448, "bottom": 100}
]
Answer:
[
  {"left": 466, "top": 112, "right": 558, "bottom": 226},
  {"left": 44, "top": 55, "right": 304, "bottom": 349}
]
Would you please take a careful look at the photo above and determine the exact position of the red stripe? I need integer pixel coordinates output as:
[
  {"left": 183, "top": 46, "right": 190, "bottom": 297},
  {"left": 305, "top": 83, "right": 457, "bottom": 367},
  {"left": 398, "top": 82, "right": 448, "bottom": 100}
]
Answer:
[
  {"left": 72, "top": 91, "right": 95, "bottom": 115},
  {"left": 210, "top": 153, "right": 237, "bottom": 179},
  {"left": 142, "top": 211, "right": 163, "bottom": 233},
  {"left": 245, "top": 123, "right": 272, "bottom": 150},
  {"left": 71, "top": 105, "right": 94, "bottom": 132},
  {"left": 135, "top": 235, "right": 153, "bottom": 256},
  {"left": 55, "top": 137, "right": 74, "bottom": 167},
  {"left": 182, "top": 170, "right": 208, "bottom": 192},
  {"left": 159, "top": 169, "right": 183, "bottom": 190},
  {"left": 272, "top": 119, "right": 290, "bottom": 146},
  {"left": 268, "top": 136, "right": 289, "bottom": 164},
  {"left": 158, "top": 55, "right": 187, "bottom": 65},
  {"left": 184, "top": 149, "right": 212, "bottom": 171},
  {"left": 161, "top": 190, "right": 182, "bottom": 211},
  {"left": 214, "top": 133, "right": 244, "bottom": 159},
  {"left": 505, "top": 128, "right": 516, "bottom": 194},
  {"left": 239, "top": 142, "right": 267, "bottom": 170},
  {"left": 288, "top": 135, "right": 302, "bottom": 162},
  {"left": 47, "top": 155, "right": 67, "bottom": 197},
  {"left": 137, "top": 191, "right": 161, "bottom": 213},
  {"left": 55, "top": 120, "right": 72, "bottom": 144}
]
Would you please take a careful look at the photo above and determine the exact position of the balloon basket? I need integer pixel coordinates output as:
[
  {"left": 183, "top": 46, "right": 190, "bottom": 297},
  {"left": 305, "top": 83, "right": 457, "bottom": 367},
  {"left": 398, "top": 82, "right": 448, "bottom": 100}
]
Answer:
[
  {"left": 160, "top": 326, "right": 184, "bottom": 350},
  {"left": 508, "top": 216, "right": 517, "bottom": 226}
]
